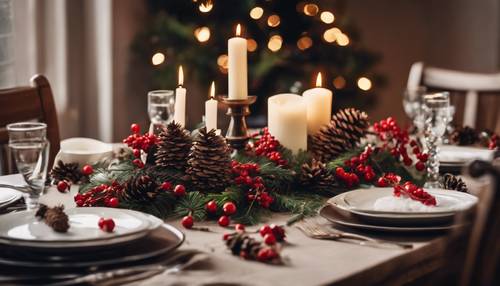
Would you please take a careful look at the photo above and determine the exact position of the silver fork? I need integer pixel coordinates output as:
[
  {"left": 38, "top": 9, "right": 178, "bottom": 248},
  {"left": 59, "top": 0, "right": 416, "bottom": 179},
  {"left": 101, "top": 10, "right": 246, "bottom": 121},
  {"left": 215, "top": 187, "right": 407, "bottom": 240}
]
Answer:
[{"left": 296, "top": 220, "right": 413, "bottom": 249}]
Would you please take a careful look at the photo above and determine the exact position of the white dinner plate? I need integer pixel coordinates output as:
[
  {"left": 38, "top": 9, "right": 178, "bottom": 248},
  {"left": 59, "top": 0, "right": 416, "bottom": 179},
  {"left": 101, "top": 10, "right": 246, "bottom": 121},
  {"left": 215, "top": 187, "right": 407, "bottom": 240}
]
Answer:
[
  {"left": 0, "top": 188, "right": 22, "bottom": 205},
  {"left": 439, "top": 145, "right": 495, "bottom": 164},
  {"left": 0, "top": 207, "right": 155, "bottom": 248}
]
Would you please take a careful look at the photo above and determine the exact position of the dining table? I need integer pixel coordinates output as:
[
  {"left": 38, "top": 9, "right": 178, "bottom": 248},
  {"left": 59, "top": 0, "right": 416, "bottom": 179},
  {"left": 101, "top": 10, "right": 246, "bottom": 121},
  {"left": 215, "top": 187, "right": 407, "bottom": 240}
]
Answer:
[{"left": 0, "top": 173, "right": 489, "bottom": 286}]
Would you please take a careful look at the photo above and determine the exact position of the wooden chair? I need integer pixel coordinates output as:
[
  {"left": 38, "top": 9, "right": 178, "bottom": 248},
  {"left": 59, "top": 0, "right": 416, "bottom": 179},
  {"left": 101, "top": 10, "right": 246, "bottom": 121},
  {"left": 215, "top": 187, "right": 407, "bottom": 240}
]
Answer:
[
  {"left": 0, "top": 75, "right": 60, "bottom": 174},
  {"left": 407, "top": 62, "right": 500, "bottom": 131}
]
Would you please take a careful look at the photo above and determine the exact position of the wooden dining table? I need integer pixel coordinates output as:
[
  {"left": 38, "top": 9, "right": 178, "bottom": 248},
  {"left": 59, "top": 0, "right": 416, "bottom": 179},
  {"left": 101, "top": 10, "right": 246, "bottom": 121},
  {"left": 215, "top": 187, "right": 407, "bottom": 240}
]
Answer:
[{"left": 0, "top": 173, "right": 487, "bottom": 286}]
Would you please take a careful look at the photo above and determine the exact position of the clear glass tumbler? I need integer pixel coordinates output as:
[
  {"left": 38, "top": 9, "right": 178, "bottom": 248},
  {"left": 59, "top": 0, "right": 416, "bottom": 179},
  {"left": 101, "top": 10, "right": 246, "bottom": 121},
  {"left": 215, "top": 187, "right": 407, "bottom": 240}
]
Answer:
[
  {"left": 148, "top": 90, "right": 175, "bottom": 134},
  {"left": 422, "top": 92, "right": 450, "bottom": 188},
  {"left": 7, "top": 122, "right": 50, "bottom": 210}
]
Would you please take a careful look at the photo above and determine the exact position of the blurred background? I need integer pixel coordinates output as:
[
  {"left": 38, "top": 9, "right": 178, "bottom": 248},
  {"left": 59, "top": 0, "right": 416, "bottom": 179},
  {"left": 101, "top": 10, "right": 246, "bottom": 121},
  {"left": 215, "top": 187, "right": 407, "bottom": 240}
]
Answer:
[{"left": 1, "top": 0, "right": 499, "bottom": 142}]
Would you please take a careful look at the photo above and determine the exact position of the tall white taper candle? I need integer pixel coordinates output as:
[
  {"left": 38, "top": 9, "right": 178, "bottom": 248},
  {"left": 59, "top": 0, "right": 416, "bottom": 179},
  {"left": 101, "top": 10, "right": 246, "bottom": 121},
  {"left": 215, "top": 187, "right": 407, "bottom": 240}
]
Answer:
[
  {"left": 228, "top": 24, "right": 248, "bottom": 100},
  {"left": 174, "top": 66, "right": 186, "bottom": 127}
]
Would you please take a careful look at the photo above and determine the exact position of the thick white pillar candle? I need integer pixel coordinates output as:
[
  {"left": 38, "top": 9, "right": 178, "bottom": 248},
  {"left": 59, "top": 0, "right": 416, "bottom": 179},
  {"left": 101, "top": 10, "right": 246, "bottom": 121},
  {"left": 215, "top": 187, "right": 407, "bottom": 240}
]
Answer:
[
  {"left": 228, "top": 24, "right": 248, "bottom": 100},
  {"left": 302, "top": 72, "right": 332, "bottom": 135},
  {"left": 174, "top": 66, "right": 186, "bottom": 127},
  {"left": 268, "top": 93, "right": 307, "bottom": 154},
  {"left": 205, "top": 81, "right": 218, "bottom": 131}
]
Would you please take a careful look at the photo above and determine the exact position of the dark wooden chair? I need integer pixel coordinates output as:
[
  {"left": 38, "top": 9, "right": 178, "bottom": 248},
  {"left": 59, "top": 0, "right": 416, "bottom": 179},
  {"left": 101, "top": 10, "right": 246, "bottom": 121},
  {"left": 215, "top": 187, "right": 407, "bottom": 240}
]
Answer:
[{"left": 0, "top": 75, "right": 60, "bottom": 174}]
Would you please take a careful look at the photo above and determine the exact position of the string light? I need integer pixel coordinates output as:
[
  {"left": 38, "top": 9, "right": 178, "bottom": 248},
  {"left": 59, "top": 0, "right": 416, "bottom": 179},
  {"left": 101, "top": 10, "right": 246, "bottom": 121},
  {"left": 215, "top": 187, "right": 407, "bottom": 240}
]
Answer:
[
  {"left": 267, "top": 35, "right": 283, "bottom": 52},
  {"left": 357, "top": 77, "right": 372, "bottom": 91},
  {"left": 303, "top": 4, "right": 319, "bottom": 16},
  {"left": 320, "top": 11, "right": 334, "bottom": 24},
  {"left": 199, "top": 0, "right": 213, "bottom": 13},
  {"left": 297, "top": 36, "right": 313, "bottom": 50},
  {"left": 194, "top": 27, "right": 211, "bottom": 42},
  {"left": 337, "top": 33, "right": 349, "bottom": 46},
  {"left": 151, "top": 52, "right": 165, "bottom": 65},
  {"left": 267, "top": 15, "right": 280, "bottom": 27},
  {"left": 247, "top": 39, "right": 258, "bottom": 52},
  {"left": 250, "top": 7, "right": 264, "bottom": 19},
  {"left": 333, "top": 76, "right": 346, "bottom": 89}
]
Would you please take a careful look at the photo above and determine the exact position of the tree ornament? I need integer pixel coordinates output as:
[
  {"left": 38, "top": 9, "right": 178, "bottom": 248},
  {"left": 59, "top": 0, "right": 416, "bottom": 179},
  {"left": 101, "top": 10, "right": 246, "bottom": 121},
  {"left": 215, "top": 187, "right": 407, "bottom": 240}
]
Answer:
[
  {"left": 155, "top": 121, "right": 193, "bottom": 171},
  {"left": 123, "top": 175, "right": 161, "bottom": 202},
  {"left": 186, "top": 128, "right": 232, "bottom": 193},
  {"left": 451, "top": 126, "right": 478, "bottom": 146},
  {"left": 35, "top": 204, "right": 70, "bottom": 233},
  {"left": 442, "top": 173, "right": 468, "bottom": 192},
  {"left": 311, "top": 108, "right": 369, "bottom": 162},
  {"left": 50, "top": 160, "right": 83, "bottom": 184},
  {"left": 299, "top": 159, "right": 335, "bottom": 192}
]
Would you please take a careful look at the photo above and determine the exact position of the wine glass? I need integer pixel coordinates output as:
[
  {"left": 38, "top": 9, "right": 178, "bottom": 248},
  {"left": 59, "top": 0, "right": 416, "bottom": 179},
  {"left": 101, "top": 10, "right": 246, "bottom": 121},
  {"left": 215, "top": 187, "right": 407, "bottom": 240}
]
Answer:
[
  {"left": 403, "top": 86, "right": 427, "bottom": 132},
  {"left": 148, "top": 90, "right": 175, "bottom": 134},
  {"left": 7, "top": 122, "right": 50, "bottom": 210},
  {"left": 422, "top": 92, "right": 450, "bottom": 188}
]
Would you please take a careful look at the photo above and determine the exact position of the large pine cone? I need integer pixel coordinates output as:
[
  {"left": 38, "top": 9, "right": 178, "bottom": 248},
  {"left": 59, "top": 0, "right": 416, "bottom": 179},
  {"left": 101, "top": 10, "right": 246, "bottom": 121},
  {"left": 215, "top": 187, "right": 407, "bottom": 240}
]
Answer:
[
  {"left": 155, "top": 122, "right": 192, "bottom": 171},
  {"left": 442, "top": 173, "right": 468, "bottom": 192},
  {"left": 186, "top": 128, "right": 232, "bottom": 193},
  {"left": 451, "top": 126, "right": 478, "bottom": 146},
  {"left": 50, "top": 160, "right": 83, "bottom": 183},
  {"left": 123, "top": 175, "right": 161, "bottom": 202},
  {"left": 299, "top": 159, "right": 335, "bottom": 192},
  {"left": 311, "top": 108, "right": 369, "bottom": 162}
]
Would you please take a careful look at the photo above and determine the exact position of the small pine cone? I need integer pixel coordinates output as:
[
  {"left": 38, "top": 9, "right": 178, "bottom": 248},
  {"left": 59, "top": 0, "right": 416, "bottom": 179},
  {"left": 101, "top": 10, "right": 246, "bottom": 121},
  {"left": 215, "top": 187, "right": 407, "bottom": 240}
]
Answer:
[
  {"left": 311, "top": 108, "right": 369, "bottom": 162},
  {"left": 442, "top": 173, "right": 468, "bottom": 192},
  {"left": 36, "top": 204, "right": 70, "bottom": 233},
  {"left": 123, "top": 175, "right": 160, "bottom": 202},
  {"left": 451, "top": 126, "right": 478, "bottom": 146},
  {"left": 155, "top": 122, "right": 193, "bottom": 171},
  {"left": 50, "top": 160, "right": 83, "bottom": 184},
  {"left": 186, "top": 128, "right": 232, "bottom": 193},
  {"left": 299, "top": 159, "right": 335, "bottom": 192},
  {"left": 226, "top": 233, "right": 262, "bottom": 259}
]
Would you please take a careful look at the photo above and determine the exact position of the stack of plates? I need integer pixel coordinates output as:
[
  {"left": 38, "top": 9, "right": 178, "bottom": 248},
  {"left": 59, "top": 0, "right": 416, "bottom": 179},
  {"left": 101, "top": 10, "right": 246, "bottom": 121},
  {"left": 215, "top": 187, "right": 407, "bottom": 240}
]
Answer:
[
  {"left": 0, "top": 207, "right": 184, "bottom": 272},
  {"left": 439, "top": 145, "right": 495, "bottom": 174},
  {"left": 0, "top": 188, "right": 23, "bottom": 211},
  {"left": 320, "top": 188, "right": 478, "bottom": 233}
]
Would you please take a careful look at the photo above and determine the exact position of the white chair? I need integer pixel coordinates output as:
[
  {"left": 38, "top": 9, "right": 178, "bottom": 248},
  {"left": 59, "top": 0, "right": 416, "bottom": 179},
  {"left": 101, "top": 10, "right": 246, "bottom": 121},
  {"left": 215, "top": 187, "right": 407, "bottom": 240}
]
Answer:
[{"left": 407, "top": 62, "right": 500, "bottom": 129}]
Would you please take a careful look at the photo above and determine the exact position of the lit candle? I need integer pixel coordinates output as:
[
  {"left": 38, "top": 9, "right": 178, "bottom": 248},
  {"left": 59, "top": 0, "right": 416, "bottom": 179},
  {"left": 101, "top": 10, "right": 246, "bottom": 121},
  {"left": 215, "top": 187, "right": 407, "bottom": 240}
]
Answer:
[
  {"left": 174, "top": 66, "right": 186, "bottom": 127},
  {"left": 268, "top": 93, "right": 307, "bottom": 154},
  {"left": 205, "top": 81, "right": 218, "bottom": 131},
  {"left": 302, "top": 72, "right": 332, "bottom": 134},
  {"left": 228, "top": 24, "right": 248, "bottom": 100}
]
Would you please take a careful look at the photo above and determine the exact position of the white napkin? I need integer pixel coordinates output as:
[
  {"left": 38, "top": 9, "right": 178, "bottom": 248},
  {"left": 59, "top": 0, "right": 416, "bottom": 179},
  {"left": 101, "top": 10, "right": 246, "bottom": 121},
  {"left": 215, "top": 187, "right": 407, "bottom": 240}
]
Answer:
[{"left": 439, "top": 145, "right": 495, "bottom": 163}]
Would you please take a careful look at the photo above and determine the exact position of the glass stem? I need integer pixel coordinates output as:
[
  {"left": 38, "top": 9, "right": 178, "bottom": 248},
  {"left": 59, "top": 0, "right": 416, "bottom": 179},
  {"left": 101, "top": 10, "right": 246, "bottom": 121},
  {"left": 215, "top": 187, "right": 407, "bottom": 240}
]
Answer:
[{"left": 425, "top": 135, "right": 440, "bottom": 188}]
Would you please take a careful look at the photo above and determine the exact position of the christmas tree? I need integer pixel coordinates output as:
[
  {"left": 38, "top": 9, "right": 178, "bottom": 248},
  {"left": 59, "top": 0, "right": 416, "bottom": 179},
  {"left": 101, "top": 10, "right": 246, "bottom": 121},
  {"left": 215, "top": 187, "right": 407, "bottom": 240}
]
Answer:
[{"left": 132, "top": 0, "right": 384, "bottom": 121}]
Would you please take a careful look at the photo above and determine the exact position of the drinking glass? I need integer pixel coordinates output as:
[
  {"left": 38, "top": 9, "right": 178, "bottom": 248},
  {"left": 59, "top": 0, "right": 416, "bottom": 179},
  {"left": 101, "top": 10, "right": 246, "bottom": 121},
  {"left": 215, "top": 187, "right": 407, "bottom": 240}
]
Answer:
[
  {"left": 422, "top": 92, "right": 450, "bottom": 188},
  {"left": 7, "top": 122, "right": 50, "bottom": 210},
  {"left": 403, "top": 86, "right": 427, "bottom": 132},
  {"left": 148, "top": 90, "right": 175, "bottom": 134},
  {"left": 443, "top": 105, "right": 456, "bottom": 144}
]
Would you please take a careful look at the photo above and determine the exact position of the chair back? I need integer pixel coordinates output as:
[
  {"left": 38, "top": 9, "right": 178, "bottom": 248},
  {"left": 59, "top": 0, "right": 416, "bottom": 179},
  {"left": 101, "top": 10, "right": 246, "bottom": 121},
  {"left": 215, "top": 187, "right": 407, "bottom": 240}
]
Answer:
[
  {"left": 0, "top": 75, "right": 60, "bottom": 174},
  {"left": 407, "top": 62, "right": 500, "bottom": 131}
]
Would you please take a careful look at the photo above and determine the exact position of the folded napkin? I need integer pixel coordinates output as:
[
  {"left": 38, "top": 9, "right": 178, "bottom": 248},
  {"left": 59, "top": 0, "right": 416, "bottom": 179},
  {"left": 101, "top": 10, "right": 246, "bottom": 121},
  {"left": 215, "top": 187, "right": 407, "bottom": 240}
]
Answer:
[{"left": 439, "top": 145, "right": 495, "bottom": 163}]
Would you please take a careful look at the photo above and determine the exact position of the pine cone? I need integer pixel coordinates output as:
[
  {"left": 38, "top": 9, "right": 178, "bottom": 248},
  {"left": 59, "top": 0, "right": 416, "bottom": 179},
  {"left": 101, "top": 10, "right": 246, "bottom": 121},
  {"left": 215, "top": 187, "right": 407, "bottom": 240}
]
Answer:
[
  {"left": 50, "top": 160, "right": 83, "bottom": 183},
  {"left": 226, "top": 233, "right": 262, "bottom": 258},
  {"left": 155, "top": 122, "right": 192, "bottom": 171},
  {"left": 311, "top": 108, "right": 369, "bottom": 162},
  {"left": 186, "top": 128, "right": 232, "bottom": 193},
  {"left": 442, "top": 173, "right": 468, "bottom": 192},
  {"left": 451, "top": 126, "right": 478, "bottom": 146},
  {"left": 299, "top": 159, "right": 335, "bottom": 192},
  {"left": 123, "top": 175, "right": 161, "bottom": 202},
  {"left": 35, "top": 204, "right": 70, "bottom": 233}
]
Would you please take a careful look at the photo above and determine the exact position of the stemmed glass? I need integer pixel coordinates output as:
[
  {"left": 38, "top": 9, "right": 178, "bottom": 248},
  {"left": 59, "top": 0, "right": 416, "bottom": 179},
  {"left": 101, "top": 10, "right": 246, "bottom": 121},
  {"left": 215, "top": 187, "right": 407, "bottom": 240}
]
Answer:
[
  {"left": 403, "top": 86, "right": 427, "bottom": 132},
  {"left": 148, "top": 90, "right": 175, "bottom": 134},
  {"left": 7, "top": 122, "right": 50, "bottom": 210},
  {"left": 422, "top": 92, "right": 450, "bottom": 188}
]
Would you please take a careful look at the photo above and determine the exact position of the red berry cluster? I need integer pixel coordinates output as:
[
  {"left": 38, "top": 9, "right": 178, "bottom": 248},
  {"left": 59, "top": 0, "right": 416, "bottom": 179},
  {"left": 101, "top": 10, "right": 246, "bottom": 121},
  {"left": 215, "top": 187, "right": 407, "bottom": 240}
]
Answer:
[
  {"left": 259, "top": 224, "right": 286, "bottom": 244},
  {"left": 231, "top": 161, "right": 273, "bottom": 208},
  {"left": 338, "top": 146, "right": 377, "bottom": 186},
  {"left": 335, "top": 167, "right": 359, "bottom": 188},
  {"left": 252, "top": 128, "right": 287, "bottom": 166},
  {"left": 74, "top": 181, "right": 123, "bottom": 208},
  {"left": 394, "top": 182, "right": 437, "bottom": 206},
  {"left": 376, "top": 173, "right": 402, "bottom": 187},
  {"left": 373, "top": 117, "right": 428, "bottom": 171},
  {"left": 98, "top": 217, "right": 115, "bottom": 232},
  {"left": 123, "top": 123, "right": 158, "bottom": 156},
  {"left": 488, "top": 134, "right": 498, "bottom": 150},
  {"left": 182, "top": 201, "right": 238, "bottom": 229}
]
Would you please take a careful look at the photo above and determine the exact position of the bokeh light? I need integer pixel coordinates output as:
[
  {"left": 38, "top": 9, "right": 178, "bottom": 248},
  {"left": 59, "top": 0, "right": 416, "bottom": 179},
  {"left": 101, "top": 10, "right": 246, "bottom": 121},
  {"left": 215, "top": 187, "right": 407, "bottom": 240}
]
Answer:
[
  {"left": 303, "top": 4, "right": 319, "bottom": 16},
  {"left": 320, "top": 11, "right": 335, "bottom": 24},
  {"left": 267, "top": 15, "right": 281, "bottom": 27},
  {"left": 217, "top": 54, "right": 228, "bottom": 73},
  {"left": 247, "top": 39, "right": 258, "bottom": 52},
  {"left": 323, "top": 28, "right": 337, "bottom": 43},
  {"left": 250, "top": 7, "right": 264, "bottom": 19},
  {"left": 333, "top": 76, "right": 346, "bottom": 89},
  {"left": 199, "top": 0, "right": 213, "bottom": 13},
  {"left": 194, "top": 27, "right": 211, "bottom": 42},
  {"left": 337, "top": 33, "right": 349, "bottom": 46},
  {"left": 297, "top": 36, "right": 313, "bottom": 50},
  {"left": 151, "top": 52, "right": 165, "bottom": 65},
  {"left": 357, "top": 77, "right": 372, "bottom": 91},
  {"left": 268, "top": 35, "right": 283, "bottom": 52}
]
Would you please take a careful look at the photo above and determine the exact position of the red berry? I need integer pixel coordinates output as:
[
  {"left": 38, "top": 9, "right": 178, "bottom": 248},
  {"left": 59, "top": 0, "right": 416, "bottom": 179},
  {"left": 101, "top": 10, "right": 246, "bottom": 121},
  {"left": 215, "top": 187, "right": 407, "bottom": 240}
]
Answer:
[
  {"left": 98, "top": 217, "right": 106, "bottom": 229},
  {"left": 133, "top": 149, "right": 141, "bottom": 158},
  {"left": 416, "top": 161, "right": 425, "bottom": 171},
  {"left": 257, "top": 248, "right": 269, "bottom": 261},
  {"left": 223, "top": 233, "right": 231, "bottom": 241},
  {"left": 218, "top": 215, "right": 230, "bottom": 227},
  {"left": 98, "top": 218, "right": 115, "bottom": 232},
  {"left": 82, "top": 165, "right": 94, "bottom": 176},
  {"left": 206, "top": 200, "right": 218, "bottom": 213},
  {"left": 403, "top": 157, "right": 412, "bottom": 166},
  {"left": 235, "top": 224, "right": 245, "bottom": 232},
  {"left": 108, "top": 197, "right": 119, "bottom": 208},
  {"left": 57, "top": 181, "right": 69, "bottom": 193},
  {"left": 161, "top": 181, "right": 172, "bottom": 191},
  {"left": 223, "top": 202, "right": 237, "bottom": 215},
  {"left": 259, "top": 225, "right": 272, "bottom": 237},
  {"left": 173, "top": 185, "right": 186, "bottom": 196},
  {"left": 130, "top": 123, "right": 140, "bottom": 134},
  {"left": 264, "top": 233, "right": 276, "bottom": 245},
  {"left": 181, "top": 215, "right": 194, "bottom": 229},
  {"left": 377, "top": 177, "right": 388, "bottom": 187},
  {"left": 132, "top": 159, "right": 144, "bottom": 168}
]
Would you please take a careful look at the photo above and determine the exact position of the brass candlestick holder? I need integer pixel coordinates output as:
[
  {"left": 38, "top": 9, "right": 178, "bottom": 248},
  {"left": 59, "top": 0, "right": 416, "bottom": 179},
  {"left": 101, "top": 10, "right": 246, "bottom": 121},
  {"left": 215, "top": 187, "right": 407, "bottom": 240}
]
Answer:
[{"left": 219, "top": 95, "right": 257, "bottom": 155}]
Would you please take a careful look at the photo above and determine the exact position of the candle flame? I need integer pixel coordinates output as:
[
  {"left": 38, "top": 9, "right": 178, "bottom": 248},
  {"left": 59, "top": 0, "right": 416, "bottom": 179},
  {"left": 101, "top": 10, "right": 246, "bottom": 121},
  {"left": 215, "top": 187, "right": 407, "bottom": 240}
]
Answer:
[
  {"left": 178, "top": 66, "right": 184, "bottom": 86},
  {"left": 236, "top": 24, "right": 241, "bottom": 36},
  {"left": 210, "top": 81, "right": 215, "bottom": 99},
  {"left": 315, "top": 72, "right": 322, "bottom": 87}
]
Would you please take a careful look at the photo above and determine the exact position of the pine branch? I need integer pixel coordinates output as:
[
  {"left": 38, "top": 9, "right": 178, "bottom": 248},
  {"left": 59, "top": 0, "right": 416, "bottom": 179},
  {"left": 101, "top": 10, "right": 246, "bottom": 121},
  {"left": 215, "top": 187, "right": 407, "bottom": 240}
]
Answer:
[
  {"left": 120, "top": 192, "right": 176, "bottom": 219},
  {"left": 270, "top": 193, "right": 324, "bottom": 217},
  {"left": 173, "top": 191, "right": 208, "bottom": 221},
  {"left": 326, "top": 147, "right": 364, "bottom": 171}
]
